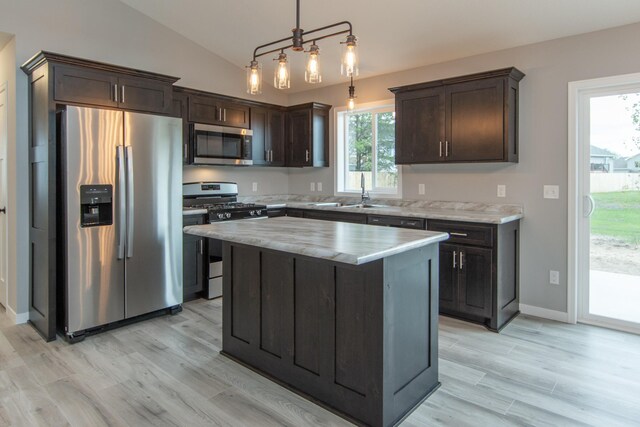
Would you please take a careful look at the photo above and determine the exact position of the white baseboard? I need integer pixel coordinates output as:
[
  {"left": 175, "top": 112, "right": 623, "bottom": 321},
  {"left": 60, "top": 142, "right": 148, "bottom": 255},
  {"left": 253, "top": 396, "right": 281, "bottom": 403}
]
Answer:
[
  {"left": 520, "top": 304, "right": 569, "bottom": 323},
  {"left": 6, "top": 305, "right": 29, "bottom": 324}
]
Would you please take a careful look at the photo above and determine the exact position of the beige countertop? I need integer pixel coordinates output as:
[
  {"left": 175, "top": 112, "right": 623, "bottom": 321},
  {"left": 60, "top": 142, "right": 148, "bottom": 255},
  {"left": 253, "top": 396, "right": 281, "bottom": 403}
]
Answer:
[{"left": 184, "top": 217, "right": 449, "bottom": 265}]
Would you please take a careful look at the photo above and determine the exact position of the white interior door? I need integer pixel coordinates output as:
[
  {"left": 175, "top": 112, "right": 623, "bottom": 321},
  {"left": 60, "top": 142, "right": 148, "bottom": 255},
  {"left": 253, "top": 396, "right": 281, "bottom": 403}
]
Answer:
[
  {"left": 0, "top": 83, "right": 7, "bottom": 310},
  {"left": 574, "top": 78, "right": 640, "bottom": 334}
]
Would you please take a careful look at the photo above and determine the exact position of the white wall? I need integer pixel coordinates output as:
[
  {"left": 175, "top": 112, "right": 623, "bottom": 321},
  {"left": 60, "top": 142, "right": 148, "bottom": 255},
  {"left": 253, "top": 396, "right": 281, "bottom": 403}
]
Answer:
[
  {"left": 0, "top": 0, "right": 292, "bottom": 320},
  {"left": 288, "top": 22, "right": 640, "bottom": 314}
]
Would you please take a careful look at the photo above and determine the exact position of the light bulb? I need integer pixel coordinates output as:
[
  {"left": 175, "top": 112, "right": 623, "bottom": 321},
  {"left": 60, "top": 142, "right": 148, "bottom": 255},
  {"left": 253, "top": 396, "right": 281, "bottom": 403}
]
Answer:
[
  {"left": 305, "top": 44, "right": 322, "bottom": 84},
  {"left": 347, "top": 80, "right": 356, "bottom": 110},
  {"left": 341, "top": 35, "right": 359, "bottom": 77},
  {"left": 274, "top": 52, "right": 290, "bottom": 89},
  {"left": 348, "top": 96, "right": 356, "bottom": 111},
  {"left": 246, "top": 60, "right": 262, "bottom": 95}
]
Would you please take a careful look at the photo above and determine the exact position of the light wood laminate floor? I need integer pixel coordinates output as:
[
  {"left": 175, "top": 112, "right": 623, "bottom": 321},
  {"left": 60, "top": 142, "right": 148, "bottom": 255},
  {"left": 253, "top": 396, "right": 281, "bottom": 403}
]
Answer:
[{"left": 1, "top": 299, "right": 639, "bottom": 426}]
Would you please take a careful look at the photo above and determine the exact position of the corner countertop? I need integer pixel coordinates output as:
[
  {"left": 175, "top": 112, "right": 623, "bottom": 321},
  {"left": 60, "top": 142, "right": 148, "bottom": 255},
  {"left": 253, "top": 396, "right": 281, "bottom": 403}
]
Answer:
[
  {"left": 184, "top": 217, "right": 449, "bottom": 265},
  {"left": 238, "top": 196, "right": 524, "bottom": 224}
]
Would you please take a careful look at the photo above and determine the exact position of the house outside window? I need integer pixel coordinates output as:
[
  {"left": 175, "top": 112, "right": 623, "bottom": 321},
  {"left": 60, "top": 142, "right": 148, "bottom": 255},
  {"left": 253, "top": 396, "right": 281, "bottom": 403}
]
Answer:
[{"left": 335, "top": 100, "right": 401, "bottom": 197}]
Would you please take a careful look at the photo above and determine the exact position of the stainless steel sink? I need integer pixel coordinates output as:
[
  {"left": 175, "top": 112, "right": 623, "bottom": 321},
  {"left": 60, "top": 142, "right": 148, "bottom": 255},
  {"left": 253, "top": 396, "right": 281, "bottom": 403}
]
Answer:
[
  {"left": 340, "top": 203, "right": 389, "bottom": 209},
  {"left": 307, "top": 202, "right": 343, "bottom": 207}
]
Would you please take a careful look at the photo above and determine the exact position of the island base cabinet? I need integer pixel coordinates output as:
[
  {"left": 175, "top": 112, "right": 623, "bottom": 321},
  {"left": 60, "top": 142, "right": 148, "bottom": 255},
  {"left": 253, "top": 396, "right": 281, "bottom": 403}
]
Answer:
[{"left": 221, "top": 242, "right": 440, "bottom": 427}]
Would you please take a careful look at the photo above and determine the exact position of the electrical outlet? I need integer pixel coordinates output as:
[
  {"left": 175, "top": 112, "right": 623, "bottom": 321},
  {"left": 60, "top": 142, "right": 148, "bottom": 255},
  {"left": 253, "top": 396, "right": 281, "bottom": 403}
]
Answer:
[
  {"left": 310, "top": 182, "right": 315, "bottom": 192},
  {"left": 497, "top": 185, "right": 506, "bottom": 198},
  {"left": 549, "top": 270, "right": 560, "bottom": 285},
  {"left": 317, "top": 182, "right": 323, "bottom": 192},
  {"left": 544, "top": 185, "right": 559, "bottom": 199},
  {"left": 252, "top": 182, "right": 258, "bottom": 192},
  {"left": 418, "top": 184, "right": 425, "bottom": 195}
]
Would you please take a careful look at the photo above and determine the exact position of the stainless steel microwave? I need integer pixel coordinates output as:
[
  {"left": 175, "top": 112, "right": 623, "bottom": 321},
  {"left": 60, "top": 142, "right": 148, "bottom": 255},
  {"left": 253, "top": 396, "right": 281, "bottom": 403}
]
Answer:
[{"left": 191, "top": 123, "right": 253, "bottom": 166}]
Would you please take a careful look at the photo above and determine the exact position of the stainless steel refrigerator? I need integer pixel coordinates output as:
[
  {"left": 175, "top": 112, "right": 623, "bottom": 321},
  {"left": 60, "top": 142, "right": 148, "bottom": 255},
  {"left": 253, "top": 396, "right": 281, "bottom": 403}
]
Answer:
[{"left": 62, "top": 106, "right": 182, "bottom": 340}]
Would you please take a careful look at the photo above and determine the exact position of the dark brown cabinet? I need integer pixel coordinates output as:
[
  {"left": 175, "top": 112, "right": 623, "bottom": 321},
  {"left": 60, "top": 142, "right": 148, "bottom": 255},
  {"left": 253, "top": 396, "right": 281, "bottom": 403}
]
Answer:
[
  {"left": 391, "top": 67, "right": 524, "bottom": 164},
  {"left": 428, "top": 219, "right": 520, "bottom": 331},
  {"left": 188, "top": 93, "right": 250, "bottom": 128},
  {"left": 303, "top": 209, "right": 367, "bottom": 224},
  {"left": 287, "top": 103, "right": 330, "bottom": 167},
  {"left": 251, "top": 106, "right": 285, "bottom": 166},
  {"left": 183, "top": 215, "right": 206, "bottom": 301},
  {"left": 54, "top": 63, "right": 176, "bottom": 114}
]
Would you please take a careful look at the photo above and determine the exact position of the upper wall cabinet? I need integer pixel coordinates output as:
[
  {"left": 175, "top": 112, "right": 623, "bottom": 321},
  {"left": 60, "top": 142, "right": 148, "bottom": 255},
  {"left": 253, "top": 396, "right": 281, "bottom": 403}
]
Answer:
[
  {"left": 251, "top": 106, "right": 286, "bottom": 166},
  {"left": 390, "top": 67, "right": 524, "bottom": 164},
  {"left": 46, "top": 53, "right": 178, "bottom": 115},
  {"left": 188, "top": 93, "right": 250, "bottom": 129},
  {"left": 287, "top": 103, "right": 330, "bottom": 168}
]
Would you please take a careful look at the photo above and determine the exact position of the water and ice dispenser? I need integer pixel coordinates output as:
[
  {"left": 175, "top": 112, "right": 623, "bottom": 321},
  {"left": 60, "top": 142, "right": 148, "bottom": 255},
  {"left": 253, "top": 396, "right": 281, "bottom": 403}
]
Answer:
[{"left": 80, "top": 185, "right": 113, "bottom": 227}]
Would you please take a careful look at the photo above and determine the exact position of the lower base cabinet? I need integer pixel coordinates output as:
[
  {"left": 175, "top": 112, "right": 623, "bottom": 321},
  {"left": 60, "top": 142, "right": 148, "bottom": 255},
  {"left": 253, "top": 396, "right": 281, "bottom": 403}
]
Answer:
[
  {"left": 183, "top": 215, "right": 206, "bottom": 301},
  {"left": 428, "top": 219, "right": 520, "bottom": 331}
]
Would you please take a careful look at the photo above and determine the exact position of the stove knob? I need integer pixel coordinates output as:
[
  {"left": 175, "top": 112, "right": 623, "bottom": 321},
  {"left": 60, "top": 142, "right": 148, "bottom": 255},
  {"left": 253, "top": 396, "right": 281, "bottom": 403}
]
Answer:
[
  {"left": 217, "top": 213, "right": 225, "bottom": 220},
  {"left": 225, "top": 212, "right": 231, "bottom": 219},
  {"left": 249, "top": 210, "right": 255, "bottom": 216},
  {"left": 256, "top": 209, "right": 262, "bottom": 216}
]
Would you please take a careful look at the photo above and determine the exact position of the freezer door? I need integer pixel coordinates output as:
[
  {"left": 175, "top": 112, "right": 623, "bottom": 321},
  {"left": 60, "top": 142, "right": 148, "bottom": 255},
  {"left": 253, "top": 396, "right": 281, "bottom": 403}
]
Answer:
[
  {"left": 124, "top": 112, "right": 183, "bottom": 318},
  {"left": 65, "top": 106, "right": 125, "bottom": 334}
]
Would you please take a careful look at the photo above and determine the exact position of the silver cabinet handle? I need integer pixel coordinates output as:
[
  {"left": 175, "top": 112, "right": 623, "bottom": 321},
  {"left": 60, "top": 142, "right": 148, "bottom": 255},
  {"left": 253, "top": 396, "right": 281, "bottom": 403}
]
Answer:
[
  {"left": 459, "top": 251, "right": 464, "bottom": 269},
  {"left": 125, "top": 146, "right": 134, "bottom": 258},
  {"left": 445, "top": 140, "right": 450, "bottom": 157},
  {"left": 585, "top": 195, "right": 595, "bottom": 217},
  {"left": 305, "top": 149, "right": 310, "bottom": 162},
  {"left": 116, "top": 146, "right": 126, "bottom": 259},
  {"left": 223, "top": 108, "right": 227, "bottom": 122},
  {"left": 450, "top": 232, "right": 468, "bottom": 237},
  {"left": 121, "top": 85, "right": 125, "bottom": 104},
  {"left": 439, "top": 141, "right": 443, "bottom": 157},
  {"left": 453, "top": 250, "right": 457, "bottom": 269},
  {"left": 184, "top": 143, "right": 188, "bottom": 162},
  {"left": 199, "top": 239, "right": 204, "bottom": 255},
  {"left": 114, "top": 84, "right": 118, "bottom": 103}
]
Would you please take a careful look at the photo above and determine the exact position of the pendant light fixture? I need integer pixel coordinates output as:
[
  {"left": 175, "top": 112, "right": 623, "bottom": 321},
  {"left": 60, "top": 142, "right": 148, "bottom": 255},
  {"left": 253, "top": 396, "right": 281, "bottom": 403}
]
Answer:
[
  {"left": 246, "top": 0, "right": 358, "bottom": 107},
  {"left": 274, "top": 51, "right": 291, "bottom": 89},
  {"left": 305, "top": 43, "right": 321, "bottom": 84},
  {"left": 347, "top": 76, "right": 356, "bottom": 111}
]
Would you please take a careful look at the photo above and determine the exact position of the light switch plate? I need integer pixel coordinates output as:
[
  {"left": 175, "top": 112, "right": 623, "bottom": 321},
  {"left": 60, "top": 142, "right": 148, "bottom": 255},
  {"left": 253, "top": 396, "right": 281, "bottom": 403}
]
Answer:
[
  {"left": 544, "top": 185, "right": 559, "bottom": 199},
  {"left": 317, "top": 182, "right": 323, "bottom": 192},
  {"left": 550, "top": 270, "right": 560, "bottom": 285},
  {"left": 497, "top": 185, "right": 506, "bottom": 198},
  {"left": 252, "top": 182, "right": 258, "bottom": 192},
  {"left": 310, "top": 182, "right": 315, "bottom": 192},
  {"left": 418, "top": 184, "right": 425, "bottom": 195}
]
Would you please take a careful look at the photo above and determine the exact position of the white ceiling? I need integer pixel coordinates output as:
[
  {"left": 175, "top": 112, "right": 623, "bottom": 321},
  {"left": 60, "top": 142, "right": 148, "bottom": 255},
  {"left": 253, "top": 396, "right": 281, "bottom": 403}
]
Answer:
[{"left": 120, "top": 0, "right": 640, "bottom": 93}]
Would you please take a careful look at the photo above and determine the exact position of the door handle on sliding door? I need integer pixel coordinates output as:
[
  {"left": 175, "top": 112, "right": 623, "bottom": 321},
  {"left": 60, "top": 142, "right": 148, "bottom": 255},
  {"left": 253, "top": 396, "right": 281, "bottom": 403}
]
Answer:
[
  {"left": 126, "top": 146, "right": 134, "bottom": 258},
  {"left": 116, "top": 146, "right": 126, "bottom": 259},
  {"left": 584, "top": 194, "right": 595, "bottom": 217}
]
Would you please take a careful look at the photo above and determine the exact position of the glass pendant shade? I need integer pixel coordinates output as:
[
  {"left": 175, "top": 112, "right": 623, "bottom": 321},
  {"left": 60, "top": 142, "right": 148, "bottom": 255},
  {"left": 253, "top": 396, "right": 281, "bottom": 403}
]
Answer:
[
  {"left": 347, "top": 96, "right": 356, "bottom": 111},
  {"left": 347, "top": 80, "right": 356, "bottom": 110},
  {"left": 246, "top": 61, "right": 262, "bottom": 95},
  {"left": 274, "top": 52, "right": 291, "bottom": 89},
  {"left": 341, "top": 35, "right": 359, "bottom": 77},
  {"left": 305, "top": 44, "right": 322, "bottom": 84}
]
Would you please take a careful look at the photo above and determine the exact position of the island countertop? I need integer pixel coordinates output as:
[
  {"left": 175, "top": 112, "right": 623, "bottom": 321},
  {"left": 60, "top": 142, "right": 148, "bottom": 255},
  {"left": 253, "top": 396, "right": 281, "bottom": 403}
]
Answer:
[{"left": 184, "top": 216, "right": 449, "bottom": 265}]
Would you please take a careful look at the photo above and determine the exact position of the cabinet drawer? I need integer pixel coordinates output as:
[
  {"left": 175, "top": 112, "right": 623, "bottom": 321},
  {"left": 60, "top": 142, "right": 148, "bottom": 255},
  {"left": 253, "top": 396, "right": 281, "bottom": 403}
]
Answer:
[
  {"left": 367, "top": 215, "right": 425, "bottom": 230},
  {"left": 428, "top": 220, "right": 494, "bottom": 247}
]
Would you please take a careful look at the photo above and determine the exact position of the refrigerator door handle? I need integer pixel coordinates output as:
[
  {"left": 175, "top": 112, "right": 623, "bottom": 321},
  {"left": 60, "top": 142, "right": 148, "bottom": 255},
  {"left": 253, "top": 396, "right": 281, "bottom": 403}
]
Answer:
[
  {"left": 116, "top": 146, "right": 126, "bottom": 259},
  {"left": 126, "top": 145, "right": 134, "bottom": 258}
]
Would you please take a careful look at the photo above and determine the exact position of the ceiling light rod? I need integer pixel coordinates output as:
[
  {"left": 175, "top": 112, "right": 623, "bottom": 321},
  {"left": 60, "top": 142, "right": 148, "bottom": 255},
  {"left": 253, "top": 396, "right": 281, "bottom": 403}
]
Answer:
[{"left": 251, "top": 0, "right": 353, "bottom": 61}]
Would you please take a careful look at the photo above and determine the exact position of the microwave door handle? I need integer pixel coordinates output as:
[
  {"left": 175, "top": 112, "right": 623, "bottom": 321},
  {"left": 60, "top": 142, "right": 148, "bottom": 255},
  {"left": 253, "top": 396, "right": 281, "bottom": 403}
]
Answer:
[
  {"left": 116, "top": 146, "right": 126, "bottom": 259},
  {"left": 126, "top": 146, "right": 134, "bottom": 258}
]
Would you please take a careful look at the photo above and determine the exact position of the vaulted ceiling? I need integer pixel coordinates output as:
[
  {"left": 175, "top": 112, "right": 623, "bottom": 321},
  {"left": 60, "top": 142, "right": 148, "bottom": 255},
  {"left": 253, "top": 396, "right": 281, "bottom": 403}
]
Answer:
[{"left": 120, "top": 0, "right": 640, "bottom": 93}]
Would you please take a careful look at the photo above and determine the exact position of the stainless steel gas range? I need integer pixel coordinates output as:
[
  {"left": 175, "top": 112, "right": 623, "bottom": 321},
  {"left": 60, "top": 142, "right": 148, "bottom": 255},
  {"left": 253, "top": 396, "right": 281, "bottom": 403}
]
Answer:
[{"left": 183, "top": 182, "right": 267, "bottom": 298}]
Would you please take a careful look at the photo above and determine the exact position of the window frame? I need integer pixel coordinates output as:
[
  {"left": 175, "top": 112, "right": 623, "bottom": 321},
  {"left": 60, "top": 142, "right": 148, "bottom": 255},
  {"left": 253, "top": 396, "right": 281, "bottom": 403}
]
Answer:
[{"left": 334, "top": 99, "right": 402, "bottom": 198}]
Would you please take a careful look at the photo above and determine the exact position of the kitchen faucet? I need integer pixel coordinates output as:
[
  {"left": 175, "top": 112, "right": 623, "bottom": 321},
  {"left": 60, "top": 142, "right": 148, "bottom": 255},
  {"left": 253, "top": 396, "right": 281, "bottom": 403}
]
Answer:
[{"left": 360, "top": 172, "right": 370, "bottom": 204}]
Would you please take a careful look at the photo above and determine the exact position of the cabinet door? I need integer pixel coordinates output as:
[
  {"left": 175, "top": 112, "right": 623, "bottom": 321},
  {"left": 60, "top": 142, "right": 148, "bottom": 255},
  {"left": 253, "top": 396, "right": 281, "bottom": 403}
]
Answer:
[
  {"left": 53, "top": 65, "right": 118, "bottom": 107},
  {"left": 288, "top": 109, "right": 312, "bottom": 166},
  {"left": 118, "top": 76, "right": 172, "bottom": 114},
  {"left": 438, "top": 243, "right": 458, "bottom": 313},
  {"left": 218, "top": 100, "right": 250, "bottom": 128},
  {"left": 446, "top": 78, "right": 504, "bottom": 162},
  {"left": 250, "top": 107, "right": 268, "bottom": 165},
  {"left": 188, "top": 94, "right": 219, "bottom": 125},
  {"left": 458, "top": 246, "right": 493, "bottom": 317},
  {"left": 395, "top": 87, "right": 445, "bottom": 164},
  {"left": 183, "top": 233, "right": 204, "bottom": 299},
  {"left": 303, "top": 210, "right": 366, "bottom": 224},
  {"left": 268, "top": 109, "right": 286, "bottom": 166}
]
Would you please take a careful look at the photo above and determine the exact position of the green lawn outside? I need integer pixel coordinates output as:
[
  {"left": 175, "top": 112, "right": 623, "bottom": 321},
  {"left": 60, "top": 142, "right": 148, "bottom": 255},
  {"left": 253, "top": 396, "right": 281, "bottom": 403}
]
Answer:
[{"left": 591, "top": 191, "right": 640, "bottom": 245}]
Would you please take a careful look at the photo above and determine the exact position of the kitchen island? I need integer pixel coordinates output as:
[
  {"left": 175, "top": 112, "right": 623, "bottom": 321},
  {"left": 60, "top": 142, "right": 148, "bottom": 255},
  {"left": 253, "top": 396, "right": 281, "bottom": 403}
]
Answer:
[{"left": 184, "top": 217, "right": 449, "bottom": 426}]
